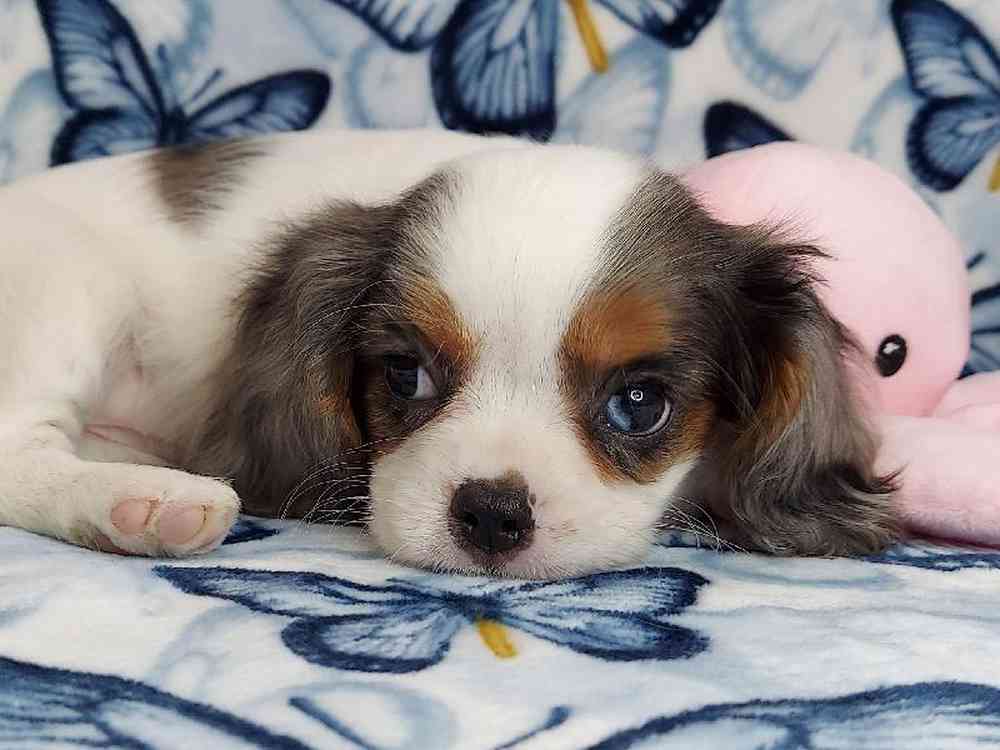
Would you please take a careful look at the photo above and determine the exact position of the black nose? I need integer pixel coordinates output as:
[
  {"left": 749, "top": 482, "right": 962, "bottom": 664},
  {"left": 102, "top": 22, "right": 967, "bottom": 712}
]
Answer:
[{"left": 449, "top": 476, "right": 535, "bottom": 555}]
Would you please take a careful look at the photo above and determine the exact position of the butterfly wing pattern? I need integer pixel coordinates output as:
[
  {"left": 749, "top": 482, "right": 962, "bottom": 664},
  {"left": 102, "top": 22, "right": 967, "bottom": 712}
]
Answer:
[
  {"left": 222, "top": 519, "right": 282, "bottom": 546},
  {"left": 291, "top": 0, "right": 721, "bottom": 139},
  {"left": 724, "top": 0, "right": 888, "bottom": 101},
  {"left": 599, "top": 0, "right": 722, "bottom": 48},
  {"left": 183, "top": 72, "right": 331, "bottom": 143},
  {"left": 37, "top": 0, "right": 165, "bottom": 163},
  {"left": 37, "top": 0, "right": 330, "bottom": 165},
  {"left": 327, "top": 0, "right": 463, "bottom": 51},
  {"left": 966, "top": 251, "right": 1000, "bottom": 375},
  {"left": 703, "top": 100, "right": 792, "bottom": 156},
  {"left": 499, "top": 567, "right": 709, "bottom": 661},
  {"left": 0, "top": 656, "right": 311, "bottom": 749},
  {"left": 156, "top": 565, "right": 709, "bottom": 673},
  {"left": 430, "top": 0, "right": 560, "bottom": 139},
  {"left": 591, "top": 682, "right": 1000, "bottom": 749},
  {"left": 157, "top": 566, "right": 466, "bottom": 673},
  {"left": 891, "top": 0, "right": 1000, "bottom": 190},
  {"left": 552, "top": 35, "right": 671, "bottom": 154},
  {"left": 867, "top": 539, "right": 1000, "bottom": 571}
]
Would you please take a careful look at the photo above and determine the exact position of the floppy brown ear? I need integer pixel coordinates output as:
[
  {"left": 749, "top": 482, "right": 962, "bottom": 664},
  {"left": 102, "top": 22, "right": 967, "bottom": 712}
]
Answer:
[
  {"left": 689, "top": 229, "right": 900, "bottom": 556},
  {"left": 186, "top": 200, "right": 396, "bottom": 518}
]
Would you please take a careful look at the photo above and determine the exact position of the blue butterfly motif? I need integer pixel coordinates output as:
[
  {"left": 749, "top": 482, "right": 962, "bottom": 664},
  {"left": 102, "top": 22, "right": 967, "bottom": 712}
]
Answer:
[
  {"left": 867, "top": 539, "right": 1000, "bottom": 571},
  {"left": 891, "top": 0, "right": 1000, "bottom": 192},
  {"left": 966, "top": 251, "right": 1000, "bottom": 376},
  {"left": 295, "top": 694, "right": 570, "bottom": 750},
  {"left": 344, "top": 37, "right": 438, "bottom": 129},
  {"left": 551, "top": 35, "right": 671, "bottom": 154},
  {"left": 590, "top": 682, "right": 1000, "bottom": 749},
  {"left": 156, "top": 565, "right": 709, "bottom": 673},
  {"left": 324, "top": 0, "right": 464, "bottom": 52},
  {"left": 494, "top": 706, "right": 572, "bottom": 750},
  {"left": 327, "top": 0, "right": 720, "bottom": 139},
  {"left": 0, "top": 652, "right": 573, "bottom": 749},
  {"left": 112, "top": 0, "right": 214, "bottom": 78},
  {"left": 222, "top": 518, "right": 282, "bottom": 546},
  {"left": 703, "top": 100, "right": 792, "bottom": 157},
  {"left": 346, "top": 33, "right": 671, "bottom": 155},
  {"left": 0, "top": 655, "right": 311, "bottom": 749},
  {"left": 662, "top": 531, "right": 1000, "bottom": 574},
  {"left": 36, "top": 0, "right": 332, "bottom": 166},
  {"left": 0, "top": 69, "right": 67, "bottom": 183},
  {"left": 724, "top": 0, "right": 888, "bottom": 100}
]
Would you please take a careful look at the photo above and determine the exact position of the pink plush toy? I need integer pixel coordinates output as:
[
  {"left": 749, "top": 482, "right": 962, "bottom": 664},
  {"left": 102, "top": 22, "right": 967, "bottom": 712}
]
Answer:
[{"left": 683, "top": 142, "right": 1000, "bottom": 547}]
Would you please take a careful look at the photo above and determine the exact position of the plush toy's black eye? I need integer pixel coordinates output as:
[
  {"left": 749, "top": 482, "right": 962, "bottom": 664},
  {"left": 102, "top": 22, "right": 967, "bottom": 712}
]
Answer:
[{"left": 876, "top": 334, "right": 907, "bottom": 377}]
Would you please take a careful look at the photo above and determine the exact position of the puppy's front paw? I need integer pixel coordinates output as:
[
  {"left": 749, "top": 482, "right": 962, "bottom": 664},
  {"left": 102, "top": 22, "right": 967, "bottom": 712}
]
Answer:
[{"left": 103, "top": 480, "right": 240, "bottom": 557}]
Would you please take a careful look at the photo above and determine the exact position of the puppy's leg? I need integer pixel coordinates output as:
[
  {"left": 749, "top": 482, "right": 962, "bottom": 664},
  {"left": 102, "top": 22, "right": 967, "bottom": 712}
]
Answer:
[
  {"left": 78, "top": 428, "right": 174, "bottom": 466},
  {"left": 0, "top": 424, "right": 239, "bottom": 556},
  {"left": 0, "top": 218, "right": 238, "bottom": 556}
]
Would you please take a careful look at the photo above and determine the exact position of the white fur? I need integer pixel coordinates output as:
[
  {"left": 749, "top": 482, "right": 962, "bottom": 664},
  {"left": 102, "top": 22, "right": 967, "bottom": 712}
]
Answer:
[
  {"left": 0, "top": 129, "right": 695, "bottom": 573},
  {"left": 369, "top": 147, "right": 695, "bottom": 576}
]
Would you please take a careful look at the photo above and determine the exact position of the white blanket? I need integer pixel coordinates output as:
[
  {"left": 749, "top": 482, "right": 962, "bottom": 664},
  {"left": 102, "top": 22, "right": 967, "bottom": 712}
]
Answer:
[{"left": 3, "top": 521, "right": 1000, "bottom": 748}]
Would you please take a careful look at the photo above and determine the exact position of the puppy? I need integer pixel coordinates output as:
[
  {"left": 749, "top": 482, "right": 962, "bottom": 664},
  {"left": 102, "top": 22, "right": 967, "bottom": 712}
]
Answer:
[{"left": 0, "top": 129, "right": 898, "bottom": 577}]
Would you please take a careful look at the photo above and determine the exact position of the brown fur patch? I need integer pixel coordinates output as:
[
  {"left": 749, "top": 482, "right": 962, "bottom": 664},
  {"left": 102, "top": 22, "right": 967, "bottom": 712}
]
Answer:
[
  {"left": 584, "top": 436, "right": 630, "bottom": 485},
  {"left": 558, "top": 165, "right": 897, "bottom": 562},
  {"left": 397, "top": 276, "right": 478, "bottom": 371},
  {"left": 759, "top": 351, "right": 810, "bottom": 443},
  {"left": 674, "top": 401, "right": 716, "bottom": 460},
  {"left": 355, "top": 276, "right": 478, "bottom": 462},
  {"left": 316, "top": 369, "right": 363, "bottom": 445},
  {"left": 561, "top": 286, "right": 673, "bottom": 372},
  {"left": 567, "top": 395, "right": 715, "bottom": 486},
  {"left": 316, "top": 394, "right": 339, "bottom": 416},
  {"left": 186, "top": 172, "right": 459, "bottom": 520},
  {"left": 557, "top": 174, "right": 710, "bottom": 487},
  {"left": 559, "top": 304, "right": 712, "bottom": 486},
  {"left": 491, "top": 469, "right": 532, "bottom": 499},
  {"left": 147, "top": 139, "right": 270, "bottom": 225},
  {"left": 356, "top": 367, "right": 468, "bottom": 462}
]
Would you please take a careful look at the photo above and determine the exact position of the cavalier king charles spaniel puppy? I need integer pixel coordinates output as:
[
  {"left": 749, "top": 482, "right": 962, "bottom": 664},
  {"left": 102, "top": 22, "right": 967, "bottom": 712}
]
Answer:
[{"left": 0, "top": 129, "right": 898, "bottom": 577}]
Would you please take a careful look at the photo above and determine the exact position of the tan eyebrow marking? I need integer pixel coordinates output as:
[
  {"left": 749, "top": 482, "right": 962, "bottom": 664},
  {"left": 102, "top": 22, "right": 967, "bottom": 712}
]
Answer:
[
  {"left": 561, "top": 285, "right": 673, "bottom": 372},
  {"left": 397, "top": 276, "right": 479, "bottom": 371}
]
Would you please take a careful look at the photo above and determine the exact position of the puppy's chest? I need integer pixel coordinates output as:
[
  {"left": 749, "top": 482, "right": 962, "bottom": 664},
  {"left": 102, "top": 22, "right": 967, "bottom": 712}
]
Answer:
[{"left": 86, "top": 333, "right": 225, "bottom": 466}]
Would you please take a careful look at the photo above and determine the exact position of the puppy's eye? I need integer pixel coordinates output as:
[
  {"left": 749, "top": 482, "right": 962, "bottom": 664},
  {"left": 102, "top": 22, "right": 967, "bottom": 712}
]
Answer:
[
  {"left": 384, "top": 355, "right": 438, "bottom": 400},
  {"left": 605, "top": 382, "right": 671, "bottom": 436},
  {"left": 875, "top": 334, "right": 907, "bottom": 377}
]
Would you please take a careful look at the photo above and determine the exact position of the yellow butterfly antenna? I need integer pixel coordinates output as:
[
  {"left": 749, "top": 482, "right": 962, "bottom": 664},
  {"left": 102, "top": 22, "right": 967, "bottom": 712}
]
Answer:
[
  {"left": 567, "top": 0, "right": 609, "bottom": 73},
  {"left": 476, "top": 619, "right": 518, "bottom": 659}
]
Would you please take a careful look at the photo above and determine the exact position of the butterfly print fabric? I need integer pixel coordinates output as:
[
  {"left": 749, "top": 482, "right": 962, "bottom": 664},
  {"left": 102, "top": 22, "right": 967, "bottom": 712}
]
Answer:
[{"left": 0, "top": 0, "right": 998, "bottom": 747}]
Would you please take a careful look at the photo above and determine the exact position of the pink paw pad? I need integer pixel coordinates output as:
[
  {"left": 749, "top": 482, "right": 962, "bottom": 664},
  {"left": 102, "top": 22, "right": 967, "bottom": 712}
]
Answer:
[
  {"left": 105, "top": 482, "right": 239, "bottom": 557},
  {"left": 111, "top": 497, "right": 213, "bottom": 549},
  {"left": 157, "top": 505, "right": 208, "bottom": 546},
  {"left": 111, "top": 497, "right": 154, "bottom": 535}
]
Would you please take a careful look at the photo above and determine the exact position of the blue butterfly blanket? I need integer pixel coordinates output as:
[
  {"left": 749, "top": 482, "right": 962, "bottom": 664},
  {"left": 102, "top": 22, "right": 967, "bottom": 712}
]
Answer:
[{"left": 1, "top": 0, "right": 1000, "bottom": 747}]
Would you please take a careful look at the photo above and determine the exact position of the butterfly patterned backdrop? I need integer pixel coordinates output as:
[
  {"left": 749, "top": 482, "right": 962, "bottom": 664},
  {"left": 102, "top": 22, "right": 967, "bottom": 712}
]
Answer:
[{"left": 2, "top": 1, "right": 1000, "bottom": 748}]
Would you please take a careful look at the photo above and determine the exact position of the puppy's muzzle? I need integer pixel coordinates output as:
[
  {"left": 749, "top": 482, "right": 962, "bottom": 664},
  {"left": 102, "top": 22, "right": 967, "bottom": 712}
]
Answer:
[{"left": 449, "top": 477, "right": 535, "bottom": 556}]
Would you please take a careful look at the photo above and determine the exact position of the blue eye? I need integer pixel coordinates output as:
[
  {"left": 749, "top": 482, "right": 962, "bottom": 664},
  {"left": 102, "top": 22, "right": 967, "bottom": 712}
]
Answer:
[
  {"left": 384, "top": 356, "right": 438, "bottom": 400},
  {"left": 605, "top": 382, "right": 671, "bottom": 436}
]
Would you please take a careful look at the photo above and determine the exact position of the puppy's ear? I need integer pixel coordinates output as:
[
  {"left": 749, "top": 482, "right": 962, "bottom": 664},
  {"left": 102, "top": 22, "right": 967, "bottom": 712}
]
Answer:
[
  {"left": 188, "top": 200, "right": 396, "bottom": 518},
  {"left": 692, "top": 228, "right": 899, "bottom": 555}
]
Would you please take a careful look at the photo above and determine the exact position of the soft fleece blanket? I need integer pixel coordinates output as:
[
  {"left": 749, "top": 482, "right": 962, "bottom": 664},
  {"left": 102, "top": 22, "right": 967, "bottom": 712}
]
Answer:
[
  {"left": 4, "top": 522, "right": 1000, "bottom": 748},
  {"left": 1, "top": 0, "right": 999, "bottom": 747}
]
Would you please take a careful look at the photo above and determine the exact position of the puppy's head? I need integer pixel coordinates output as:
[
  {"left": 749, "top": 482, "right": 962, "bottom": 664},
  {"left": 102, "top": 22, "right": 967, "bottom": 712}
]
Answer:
[{"left": 223, "top": 145, "right": 898, "bottom": 577}]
